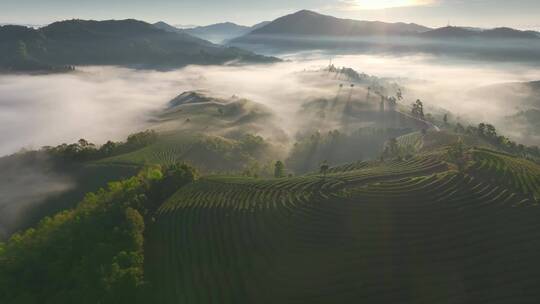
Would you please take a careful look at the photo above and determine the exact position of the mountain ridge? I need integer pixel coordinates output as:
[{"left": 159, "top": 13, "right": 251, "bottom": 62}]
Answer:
[
  {"left": 248, "top": 10, "right": 431, "bottom": 37},
  {"left": 0, "top": 19, "right": 278, "bottom": 72},
  {"left": 228, "top": 10, "right": 540, "bottom": 62}
]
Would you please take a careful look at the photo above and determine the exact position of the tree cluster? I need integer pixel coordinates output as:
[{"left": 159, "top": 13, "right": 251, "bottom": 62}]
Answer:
[
  {"left": 43, "top": 130, "right": 158, "bottom": 162},
  {"left": 287, "top": 128, "right": 413, "bottom": 173},
  {"left": 455, "top": 122, "right": 540, "bottom": 159},
  {"left": 411, "top": 99, "right": 425, "bottom": 120},
  {"left": 0, "top": 163, "right": 198, "bottom": 304}
]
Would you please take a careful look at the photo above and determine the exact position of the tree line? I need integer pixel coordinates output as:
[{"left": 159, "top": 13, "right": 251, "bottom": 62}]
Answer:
[{"left": 42, "top": 130, "right": 159, "bottom": 162}]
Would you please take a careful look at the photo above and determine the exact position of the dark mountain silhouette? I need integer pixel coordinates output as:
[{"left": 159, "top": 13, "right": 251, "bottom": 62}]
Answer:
[
  {"left": 153, "top": 21, "right": 272, "bottom": 44},
  {"left": 229, "top": 10, "right": 540, "bottom": 62},
  {"left": 0, "top": 19, "right": 278, "bottom": 72},
  {"left": 183, "top": 22, "right": 251, "bottom": 43},
  {"left": 186, "top": 22, "right": 250, "bottom": 36},
  {"left": 251, "top": 21, "right": 271, "bottom": 31},
  {"left": 245, "top": 10, "right": 431, "bottom": 37},
  {"left": 184, "top": 21, "right": 272, "bottom": 43},
  {"left": 153, "top": 21, "right": 183, "bottom": 33},
  {"left": 421, "top": 26, "right": 540, "bottom": 39}
]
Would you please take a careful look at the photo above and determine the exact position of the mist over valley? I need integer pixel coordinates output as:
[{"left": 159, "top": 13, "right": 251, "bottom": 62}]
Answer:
[{"left": 3, "top": 5, "right": 540, "bottom": 303}]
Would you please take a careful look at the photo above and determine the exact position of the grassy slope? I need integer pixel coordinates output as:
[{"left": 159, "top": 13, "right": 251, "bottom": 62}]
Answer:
[
  {"left": 145, "top": 150, "right": 540, "bottom": 303},
  {"left": 468, "top": 148, "right": 540, "bottom": 200},
  {"left": 96, "top": 133, "right": 268, "bottom": 173},
  {"left": 397, "top": 130, "right": 497, "bottom": 154}
]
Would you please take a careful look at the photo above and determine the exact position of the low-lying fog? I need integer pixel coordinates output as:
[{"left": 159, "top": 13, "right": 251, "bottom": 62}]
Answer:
[
  {"left": 1, "top": 53, "right": 540, "bottom": 157},
  {"left": 2, "top": 53, "right": 540, "bottom": 239}
]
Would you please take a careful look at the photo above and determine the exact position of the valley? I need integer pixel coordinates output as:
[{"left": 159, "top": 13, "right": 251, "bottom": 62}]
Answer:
[{"left": 2, "top": 5, "right": 540, "bottom": 304}]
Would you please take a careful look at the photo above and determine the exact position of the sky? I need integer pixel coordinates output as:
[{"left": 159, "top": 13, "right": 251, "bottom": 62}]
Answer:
[{"left": 0, "top": 0, "right": 539, "bottom": 30}]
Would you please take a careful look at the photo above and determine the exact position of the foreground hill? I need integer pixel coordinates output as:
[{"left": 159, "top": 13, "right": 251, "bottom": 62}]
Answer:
[
  {"left": 147, "top": 149, "right": 540, "bottom": 303},
  {"left": 0, "top": 19, "right": 278, "bottom": 72},
  {"left": 4, "top": 130, "right": 540, "bottom": 302}
]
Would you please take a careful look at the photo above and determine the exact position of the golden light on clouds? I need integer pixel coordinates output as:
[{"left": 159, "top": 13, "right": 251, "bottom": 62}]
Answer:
[{"left": 343, "top": 0, "right": 436, "bottom": 10}]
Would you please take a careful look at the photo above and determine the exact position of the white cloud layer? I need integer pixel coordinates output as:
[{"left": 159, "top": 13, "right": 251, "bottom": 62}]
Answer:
[{"left": 1, "top": 54, "right": 540, "bottom": 157}]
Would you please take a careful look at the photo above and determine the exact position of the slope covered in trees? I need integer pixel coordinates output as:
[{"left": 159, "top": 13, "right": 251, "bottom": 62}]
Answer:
[
  {"left": 0, "top": 20, "right": 277, "bottom": 72},
  {"left": 0, "top": 164, "right": 198, "bottom": 304}
]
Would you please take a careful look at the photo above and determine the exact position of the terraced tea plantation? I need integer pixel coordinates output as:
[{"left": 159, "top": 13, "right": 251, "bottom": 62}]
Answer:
[
  {"left": 468, "top": 148, "right": 540, "bottom": 200},
  {"left": 147, "top": 152, "right": 540, "bottom": 304}
]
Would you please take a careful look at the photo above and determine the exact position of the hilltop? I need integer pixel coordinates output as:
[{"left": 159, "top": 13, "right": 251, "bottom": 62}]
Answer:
[{"left": 247, "top": 10, "right": 430, "bottom": 36}]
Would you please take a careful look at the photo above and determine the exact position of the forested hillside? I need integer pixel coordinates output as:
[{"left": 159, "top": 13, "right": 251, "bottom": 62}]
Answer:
[
  {"left": 0, "top": 164, "right": 197, "bottom": 303},
  {"left": 0, "top": 19, "right": 277, "bottom": 72}
]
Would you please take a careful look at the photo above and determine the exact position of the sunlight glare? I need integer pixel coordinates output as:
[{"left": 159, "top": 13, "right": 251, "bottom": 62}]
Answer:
[{"left": 350, "top": 0, "right": 434, "bottom": 10}]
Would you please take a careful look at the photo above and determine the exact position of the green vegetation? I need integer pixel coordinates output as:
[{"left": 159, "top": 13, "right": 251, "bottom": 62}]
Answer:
[
  {"left": 44, "top": 130, "right": 158, "bottom": 162},
  {"left": 468, "top": 148, "right": 540, "bottom": 201},
  {"left": 454, "top": 122, "right": 540, "bottom": 160},
  {"left": 5, "top": 80, "right": 540, "bottom": 303},
  {"left": 4, "top": 134, "right": 540, "bottom": 303},
  {"left": 411, "top": 99, "right": 425, "bottom": 119},
  {"left": 446, "top": 138, "right": 467, "bottom": 171},
  {"left": 147, "top": 150, "right": 540, "bottom": 303},
  {"left": 0, "top": 164, "right": 197, "bottom": 304},
  {"left": 98, "top": 133, "right": 278, "bottom": 175},
  {"left": 273, "top": 160, "right": 286, "bottom": 178},
  {"left": 287, "top": 128, "right": 412, "bottom": 173},
  {"left": 155, "top": 91, "right": 285, "bottom": 142}
]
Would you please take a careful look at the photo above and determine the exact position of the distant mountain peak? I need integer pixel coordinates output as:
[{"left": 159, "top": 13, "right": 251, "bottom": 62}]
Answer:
[
  {"left": 292, "top": 9, "right": 323, "bottom": 16},
  {"left": 183, "top": 22, "right": 254, "bottom": 43},
  {"left": 244, "top": 9, "right": 431, "bottom": 37}
]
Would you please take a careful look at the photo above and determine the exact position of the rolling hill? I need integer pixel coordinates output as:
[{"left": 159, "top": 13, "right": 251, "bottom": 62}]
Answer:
[
  {"left": 146, "top": 147, "right": 540, "bottom": 303},
  {"left": 0, "top": 19, "right": 278, "bottom": 72},
  {"left": 4, "top": 121, "right": 540, "bottom": 303},
  {"left": 150, "top": 91, "right": 287, "bottom": 140}
]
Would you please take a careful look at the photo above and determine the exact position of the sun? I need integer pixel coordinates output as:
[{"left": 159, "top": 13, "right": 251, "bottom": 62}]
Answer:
[{"left": 349, "top": 0, "right": 434, "bottom": 10}]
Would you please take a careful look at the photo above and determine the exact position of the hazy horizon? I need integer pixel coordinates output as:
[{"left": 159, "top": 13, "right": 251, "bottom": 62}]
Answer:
[{"left": 1, "top": 1, "right": 540, "bottom": 31}]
